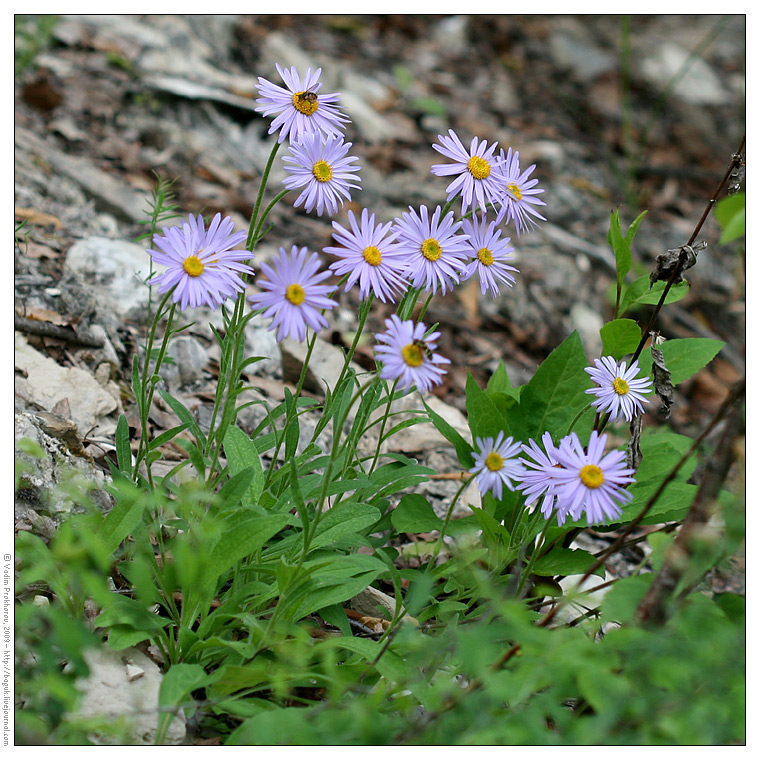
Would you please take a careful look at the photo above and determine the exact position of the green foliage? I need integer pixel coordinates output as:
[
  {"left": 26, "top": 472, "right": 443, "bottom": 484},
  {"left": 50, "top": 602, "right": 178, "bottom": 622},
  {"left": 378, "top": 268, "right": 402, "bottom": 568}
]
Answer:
[
  {"left": 15, "top": 15, "right": 59, "bottom": 77},
  {"left": 14, "top": 77, "right": 744, "bottom": 746},
  {"left": 715, "top": 192, "right": 745, "bottom": 245}
]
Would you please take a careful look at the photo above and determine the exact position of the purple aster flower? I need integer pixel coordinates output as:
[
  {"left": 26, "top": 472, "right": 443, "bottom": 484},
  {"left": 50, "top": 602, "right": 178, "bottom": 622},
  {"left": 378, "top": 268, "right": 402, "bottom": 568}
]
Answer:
[
  {"left": 392, "top": 205, "right": 471, "bottom": 295},
  {"left": 282, "top": 132, "right": 361, "bottom": 217},
  {"left": 461, "top": 214, "right": 519, "bottom": 297},
  {"left": 469, "top": 432, "right": 525, "bottom": 501},
  {"left": 147, "top": 213, "right": 254, "bottom": 311},
  {"left": 585, "top": 356, "right": 653, "bottom": 422},
  {"left": 518, "top": 432, "right": 573, "bottom": 526},
  {"left": 373, "top": 315, "right": 450, "bottom": 394},
  {"left": 493, "top": 147, "right": 547, "bottom": 235},
  {"left": 430, "top": 130, "right": 505, "bottom": 215},
  {"left": 248, "top": 246, "right": 337, "bottom": 342},
  {"left": 255, "top": 64, "right": 349, "bottom": 144},
  {"left": 323, "top": 208, "right": 409, "bottom": 303},
  {"left": 552, "top": 431, "right": 636, "bottom": 526}
]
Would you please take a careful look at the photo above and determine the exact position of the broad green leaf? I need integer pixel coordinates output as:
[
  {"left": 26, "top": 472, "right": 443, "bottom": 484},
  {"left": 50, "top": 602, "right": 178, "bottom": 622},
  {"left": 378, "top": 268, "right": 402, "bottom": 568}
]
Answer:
[
  {"left": 159, "top": 663, "right": 210, "bottom": 710},
  {"left": 600, "top": 319, "right": 642, "bottom": 360},
  {"left": 223, "top": 426, "right": 264, "bottom": 505},
  {"left": 506, "top": 331, "right": 592, "bottom": 443},
  {"left": 202, "top": 511, "right": 289, "bottom": 596},
  {"left": 532, "top": 547, "right": 603, "bottom": 578},
  {"left": 217, "top": 466, "right": 258, "bottom": 507},
  {"left": 95, "top": 595, "right": 166, "bottom": 633},
  {"left": 466, "top": 370, "right": 507, "bottom": 440},
  {"left": 601, "top": 574, "right": 652, "bottom": 624},
  {"left": 636, "top": 338, "right": 724, "bottom": 386},
  {"left": 289, "top": 555, "right": 386, "bottom": 619},
  {"left": 487, "top": 361, "right": 521, "bottom": 401},
  {"left": 622, "top": 481, "right": 696, "bottom": 525},
  {"left": 98, "top": 491, "right": 147, "bottom": 555},
  {"left": 310, "top": 502, "right": 381, "bottom": 549},
  {"left": 157, "top": 663, "right": 215, "bottom": 742},
  {"left": 715, "top": 193, "right": 745, "bottom": 244},
  {"left": 324, "top": 636, "right": 411, "bottom": 686},
  {"left": 619, "top": 276, "right": 690, "bottom": 315},
  {"left": 317, "top": 603, "right": 351, "bottom": 636},
  {"left": 391, "top": 494, "right": 443, "bottom": 533}
]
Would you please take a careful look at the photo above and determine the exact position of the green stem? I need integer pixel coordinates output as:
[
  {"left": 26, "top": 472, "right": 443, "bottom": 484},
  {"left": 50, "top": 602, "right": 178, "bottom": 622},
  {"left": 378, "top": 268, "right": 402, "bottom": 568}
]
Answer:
[
  {"left": 134, "top": 293, "right": 175, "bottom": 483},
  {"left": 427, "top": 474, "right": 474, "bottom": 568},
  {"left": 247, "top": 140, "right": 282, "bottom": 250},
  {"left": 515, "top": 517, "right": 553, "bottom": 598}
]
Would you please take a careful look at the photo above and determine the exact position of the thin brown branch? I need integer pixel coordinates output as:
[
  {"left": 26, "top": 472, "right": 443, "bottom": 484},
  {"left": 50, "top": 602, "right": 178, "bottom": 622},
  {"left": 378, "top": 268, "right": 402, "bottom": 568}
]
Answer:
[{"left": 635, "top": 379, "right": 745, "bottom": 626}]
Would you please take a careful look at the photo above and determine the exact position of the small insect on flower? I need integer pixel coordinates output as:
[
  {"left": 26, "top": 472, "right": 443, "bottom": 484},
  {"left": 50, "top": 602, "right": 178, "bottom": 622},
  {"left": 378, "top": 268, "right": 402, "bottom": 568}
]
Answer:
[
  {"left": 248, "top": 246, "right": 337, "bottom": 343},
  {"left": 552, "top": 431, "right": 636, "bottom": 526},
  {"left": 430, "top": 129, "right": 505, "bottom": 216},
  {"left": 461, "top": 214, "right": 519, "bottom": 297},
  {"left": 469, "top": 432, "right": 525, "bottom": 500},
  {"left": 373, "top": 314, "right": 450, "bottom": 394},
  {"left": 282, "top": 132, "right": 362, "bottom": 217},
  {"left": 255, "top": 64, "right": 349, "bottom": 144},
  {"left": 147, "top": 213, "right": 254, "bottom": 312},
  {"left": 324, "top": 208, "right": 409, "bottom": 303},
  {"left": 585, "top": 356, "right": 653, "bottom": 422},
  {"left": 295, "top": 91, "right": 319, "bottom": 106},
  {"left": 493, "top": 147, "right": 547, "bottom": 236},
  {"left": 392, "top": 205, "right": 471, "bottom": 295}
]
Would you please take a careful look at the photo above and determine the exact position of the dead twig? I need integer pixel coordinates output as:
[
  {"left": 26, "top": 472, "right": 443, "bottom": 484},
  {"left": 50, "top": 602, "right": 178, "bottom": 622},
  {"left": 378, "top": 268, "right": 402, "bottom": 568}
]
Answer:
[{"left": 14, "top": 312, "right": 105, "bottom": 348}]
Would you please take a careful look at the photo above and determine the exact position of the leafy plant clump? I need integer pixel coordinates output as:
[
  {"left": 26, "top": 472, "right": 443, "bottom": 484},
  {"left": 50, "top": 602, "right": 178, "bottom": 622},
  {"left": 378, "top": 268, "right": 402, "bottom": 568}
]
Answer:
[{"left": 14, "top": 59, "right": 745, "bottom": 746}]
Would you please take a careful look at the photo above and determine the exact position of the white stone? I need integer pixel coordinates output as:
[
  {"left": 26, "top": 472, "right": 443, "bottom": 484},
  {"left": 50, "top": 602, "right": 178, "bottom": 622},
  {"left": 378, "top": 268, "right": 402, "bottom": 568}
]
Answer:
[
  {"left": 15, "top": 334, "right": 118, "bottom": 437},
  {"left": 64, "top": 237, "right": 153, "bottom": 322},
  {"left": 73, "top": 646, "right": 186, "bottom": 745}
]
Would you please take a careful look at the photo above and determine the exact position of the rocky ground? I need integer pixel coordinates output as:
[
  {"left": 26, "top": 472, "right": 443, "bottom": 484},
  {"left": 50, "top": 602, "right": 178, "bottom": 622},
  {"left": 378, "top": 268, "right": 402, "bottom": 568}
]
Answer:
[{"left": 13, "top": 14, "right": 745, "bottom": 744}]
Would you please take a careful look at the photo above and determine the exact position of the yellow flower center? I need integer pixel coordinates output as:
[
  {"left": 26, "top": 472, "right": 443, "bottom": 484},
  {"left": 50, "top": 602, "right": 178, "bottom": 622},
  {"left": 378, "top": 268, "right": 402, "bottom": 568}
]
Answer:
[
  {"left": 580, "top": 464, "right": 604, "bottom": 489},
  {"left": 285, "top": 283, "right": 306, "bottom": 305},
  {"left": 507, "top": 182, "right": 523, "bottom": 201},
  {"left": 292, "top": 91, "right": 319, "bottom": 116},
  {"left": 612, "top": 377, "right": 629, "bottom": 395},
  {"left": 363, "top": 246, "right": 382, "bottom": 266},
  {"left": 467, "top": 155, "right": 491, "bottom": 180},
  {"left": 421, "top": 238, "right": 442, "bottom": 262},
  {"left": 485, "top": 452, "right": 504, "bottom": 472},
  {"left": 477, "top": 247, "right": 494, "bottom": 266},
  {"left": 401, "top": 343, "right": 424, "bottom": 367},
  {"left": 183, "top": 255, "right": 204, "bottom": 277},
  {"left": 312, "top": 160, "right": 333, "bottom": 183}
]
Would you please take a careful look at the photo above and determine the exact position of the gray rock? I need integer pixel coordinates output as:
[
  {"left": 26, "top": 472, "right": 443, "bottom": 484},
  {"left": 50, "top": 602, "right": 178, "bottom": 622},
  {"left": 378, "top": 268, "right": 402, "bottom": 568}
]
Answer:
[
  {"left": 15, "top": 127, "right": 147, "bottom": 222},
  {"left": 64, "top": 237, "right": 152, "bottom": 323},
  {"left": 350, "top": 586, "right": 418, "bottom": 625},
  {"left": 14, "top": 410, "right": 112, "bottom": 517},
  {"left": 163, "top": 335, "right": 209, "bottom": 390},
  {"left": 640, "top": 42, "right": 731, "bottom": 106},
  {"left": 549, "top": 30, "right": 617, "bottom": 82},
  {"left": 279, "top": 335, "right": 361, "bottom": 397},
  {"left": 379, "top": 393, "right": 471, "bottom": 455},
  {"left": 73, "top": 646, "right": 186, "bottom": 745},
  {"left": 244, "top": 314, "right": 283, "bottom": 379},
  {"left": 15, "top": 334, "right": 119, "bottom": 439},
  {"left": 568, "top": 303, "right": 603, "bottom": 359}
]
